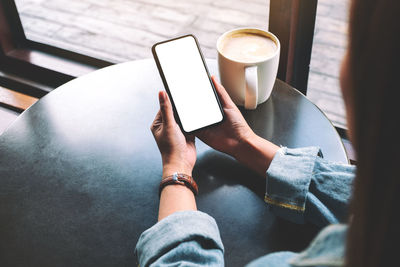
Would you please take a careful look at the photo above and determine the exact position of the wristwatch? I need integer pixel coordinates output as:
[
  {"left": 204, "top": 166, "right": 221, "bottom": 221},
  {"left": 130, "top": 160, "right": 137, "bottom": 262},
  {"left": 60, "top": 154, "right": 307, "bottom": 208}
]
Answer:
[{"left": 159, "top": 172, "right": 198, "bottom": 196}]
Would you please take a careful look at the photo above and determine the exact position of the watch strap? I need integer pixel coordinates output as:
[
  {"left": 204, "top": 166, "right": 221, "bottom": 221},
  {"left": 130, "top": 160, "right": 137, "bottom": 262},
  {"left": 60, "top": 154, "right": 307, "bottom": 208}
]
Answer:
[{"left": 159, "top": 172, "right": 198, "bottom": 196}]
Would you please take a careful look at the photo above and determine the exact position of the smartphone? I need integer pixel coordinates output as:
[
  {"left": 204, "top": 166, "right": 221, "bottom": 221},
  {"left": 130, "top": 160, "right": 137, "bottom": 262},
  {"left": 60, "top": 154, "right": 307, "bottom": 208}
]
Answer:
[{"left": 152, "top": 35, "right": 224, "bottom": 134}]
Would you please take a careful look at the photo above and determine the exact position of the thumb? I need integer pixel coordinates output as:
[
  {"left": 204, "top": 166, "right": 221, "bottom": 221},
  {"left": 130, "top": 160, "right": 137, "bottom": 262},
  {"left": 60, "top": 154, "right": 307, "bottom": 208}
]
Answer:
[{"left": 158, "top": 91, "right": 175, "bottom": 125}]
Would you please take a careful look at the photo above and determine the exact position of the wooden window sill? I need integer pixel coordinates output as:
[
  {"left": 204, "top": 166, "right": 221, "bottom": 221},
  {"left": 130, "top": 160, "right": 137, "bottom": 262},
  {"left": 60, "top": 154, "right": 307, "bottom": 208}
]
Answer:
[{"left": 0, "top": 85, "right": 38, "bottom": 113}]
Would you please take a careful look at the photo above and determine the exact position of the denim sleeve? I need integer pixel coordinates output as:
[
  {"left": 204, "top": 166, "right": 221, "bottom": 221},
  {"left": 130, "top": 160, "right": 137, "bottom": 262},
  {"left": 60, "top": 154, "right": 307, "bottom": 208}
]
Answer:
[
  {"left": 265, "top": 147, "right": 355, "bottom": 227},
  {"left": 245, "top": 224, "right": 347, "bottom": 267},
  {"left": 135, "top": 210, "right": 224, "bottom": 267}
]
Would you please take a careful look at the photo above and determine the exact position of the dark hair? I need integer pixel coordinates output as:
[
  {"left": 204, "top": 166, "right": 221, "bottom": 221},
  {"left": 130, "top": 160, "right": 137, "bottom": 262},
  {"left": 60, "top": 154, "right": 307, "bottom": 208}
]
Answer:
[{"left": 346, "top": 0, "right": 400, "bottom": 266}]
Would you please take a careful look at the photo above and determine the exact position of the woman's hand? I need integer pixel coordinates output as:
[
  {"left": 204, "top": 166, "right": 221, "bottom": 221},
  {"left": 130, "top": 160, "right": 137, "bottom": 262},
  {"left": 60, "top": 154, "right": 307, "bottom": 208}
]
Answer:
[
  {"left": 196, "top": 76, "right": 254, "bottom": 158},
  {"left": 151, "top": 91, "right": 196, "bottom": 177},
  {"left": 196, "top": 76, "right": 279, "bottom": 176},
  {"left": 151, "top": 91, "right": 197, "bottom": 221}
]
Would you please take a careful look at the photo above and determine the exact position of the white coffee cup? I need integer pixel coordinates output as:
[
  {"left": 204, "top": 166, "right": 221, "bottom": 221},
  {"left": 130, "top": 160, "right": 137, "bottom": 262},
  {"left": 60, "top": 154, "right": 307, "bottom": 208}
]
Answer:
[{"left": 217, "top": 28, "right": 280, "bottom": 109}]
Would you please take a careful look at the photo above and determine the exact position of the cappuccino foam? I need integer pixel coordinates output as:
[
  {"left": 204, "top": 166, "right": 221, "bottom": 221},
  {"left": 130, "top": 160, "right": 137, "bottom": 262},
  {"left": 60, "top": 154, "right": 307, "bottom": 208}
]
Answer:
[{"left": 220, "top": 32, "right": 277, "bottom": 63}]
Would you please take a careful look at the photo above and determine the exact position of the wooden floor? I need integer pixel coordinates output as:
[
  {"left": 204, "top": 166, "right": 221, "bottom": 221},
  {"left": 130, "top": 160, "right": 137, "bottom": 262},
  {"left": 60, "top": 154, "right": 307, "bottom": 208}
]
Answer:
[
  {"left": 308, "top": 0, "right": 348, "bottom": 128},
  {"left": 8, "top": 0, "right": 348, "bottom": 128}
]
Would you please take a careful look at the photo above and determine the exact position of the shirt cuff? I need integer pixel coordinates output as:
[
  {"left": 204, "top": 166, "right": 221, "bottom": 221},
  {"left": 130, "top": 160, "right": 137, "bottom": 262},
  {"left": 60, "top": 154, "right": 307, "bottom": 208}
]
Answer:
[
  {"left": 135, "top": 210, "right": 224, "bottom": 266},
  {"left": 265, "top": 147, "right": 322, "bottom": 223}
]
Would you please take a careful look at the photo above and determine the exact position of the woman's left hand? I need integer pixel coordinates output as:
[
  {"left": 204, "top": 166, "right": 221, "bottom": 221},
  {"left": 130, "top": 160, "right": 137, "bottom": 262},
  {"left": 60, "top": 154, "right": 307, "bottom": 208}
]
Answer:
[{"left": 150, "top": 91, "right": 196, "bottom": 177}]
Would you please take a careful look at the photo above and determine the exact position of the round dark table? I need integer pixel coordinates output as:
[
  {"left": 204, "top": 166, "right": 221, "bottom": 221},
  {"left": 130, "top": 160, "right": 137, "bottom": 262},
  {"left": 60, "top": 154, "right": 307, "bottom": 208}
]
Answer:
[{"left": 0, "top": 59, "right": 347, "bottom": 267}]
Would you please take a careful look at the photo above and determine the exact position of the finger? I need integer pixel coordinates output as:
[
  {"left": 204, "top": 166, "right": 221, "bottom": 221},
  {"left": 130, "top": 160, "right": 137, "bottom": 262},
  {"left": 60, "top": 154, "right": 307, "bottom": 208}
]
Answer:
[
  {"left": 150, "top": 109, "right": 163, "bottom": 133},
  {"left": 211, "top": 75, "right": 235, "bottom": 108},
  {"left": 158, "top": 91, "right": 175, "bottom": 125}
]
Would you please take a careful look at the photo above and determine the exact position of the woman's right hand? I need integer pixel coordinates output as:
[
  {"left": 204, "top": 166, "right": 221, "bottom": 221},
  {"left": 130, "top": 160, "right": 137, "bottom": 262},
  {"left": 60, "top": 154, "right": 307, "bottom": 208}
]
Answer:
[
  {"left": 196, "top": 76, "right": 279, "bottom": 176},
  {"left": 196, "top": 76, "right": 254, "bottom": 158}
]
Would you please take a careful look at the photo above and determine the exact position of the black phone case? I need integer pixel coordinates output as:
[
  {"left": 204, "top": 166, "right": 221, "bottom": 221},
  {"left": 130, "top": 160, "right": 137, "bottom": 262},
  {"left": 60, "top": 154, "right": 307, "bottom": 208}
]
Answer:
[{"left": 151, "top": 34, "right": 225, "bottom": 134}]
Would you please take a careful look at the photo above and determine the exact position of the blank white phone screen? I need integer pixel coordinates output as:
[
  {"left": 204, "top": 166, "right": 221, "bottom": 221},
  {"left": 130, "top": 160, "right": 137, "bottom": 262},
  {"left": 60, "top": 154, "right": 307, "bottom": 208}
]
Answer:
[{"left": 155, "top": 36, "right": 223, "bottom": 132}]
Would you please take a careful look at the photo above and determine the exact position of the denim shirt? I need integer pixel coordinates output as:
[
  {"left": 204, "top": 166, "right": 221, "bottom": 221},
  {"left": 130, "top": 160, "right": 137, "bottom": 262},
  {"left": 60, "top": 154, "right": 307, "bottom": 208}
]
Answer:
[{"left": 135, "top": 147, "right": 356, "bottom": 266}]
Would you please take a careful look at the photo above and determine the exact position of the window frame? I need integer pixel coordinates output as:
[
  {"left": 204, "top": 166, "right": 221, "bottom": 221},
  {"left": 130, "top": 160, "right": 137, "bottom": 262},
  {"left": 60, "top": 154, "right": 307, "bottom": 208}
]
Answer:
[
  {"left": 269, "top": 0, "right": 318, "bottom": 96},
  {"left": 0, "top": 0, "right": 112, "bottom": 97}
]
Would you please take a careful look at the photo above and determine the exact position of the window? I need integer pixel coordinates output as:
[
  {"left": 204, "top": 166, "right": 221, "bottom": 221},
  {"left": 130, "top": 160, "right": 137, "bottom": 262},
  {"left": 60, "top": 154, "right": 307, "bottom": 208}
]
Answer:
[
  {"left": 14, "top": 0, "right": 269, "bottom": 63},
  {"left": 2, "top": 0, "right": 348, "bottom": 131}
]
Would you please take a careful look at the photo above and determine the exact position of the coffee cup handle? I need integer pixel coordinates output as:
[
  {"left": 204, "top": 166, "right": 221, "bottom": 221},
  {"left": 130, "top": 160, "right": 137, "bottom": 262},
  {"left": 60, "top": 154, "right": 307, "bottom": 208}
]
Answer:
[{"left": 244, "top": 66, "right": 258, "bottom": 109}]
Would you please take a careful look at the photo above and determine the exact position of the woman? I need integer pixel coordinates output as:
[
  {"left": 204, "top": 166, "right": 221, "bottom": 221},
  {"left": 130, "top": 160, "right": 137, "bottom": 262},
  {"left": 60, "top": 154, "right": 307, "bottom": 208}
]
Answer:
[{"left": 136, "top": 0, "right": 400, "bottom": 266}]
